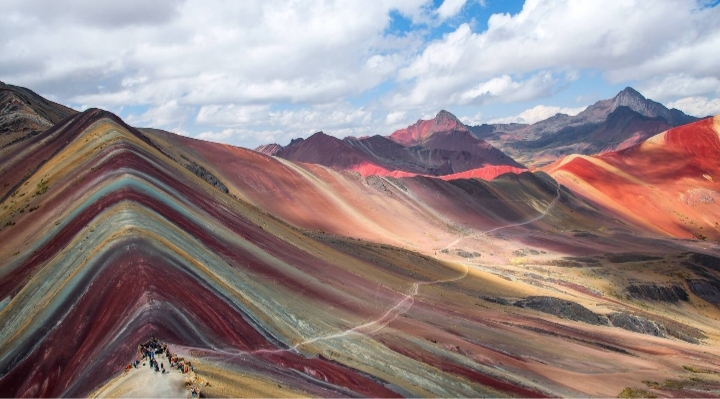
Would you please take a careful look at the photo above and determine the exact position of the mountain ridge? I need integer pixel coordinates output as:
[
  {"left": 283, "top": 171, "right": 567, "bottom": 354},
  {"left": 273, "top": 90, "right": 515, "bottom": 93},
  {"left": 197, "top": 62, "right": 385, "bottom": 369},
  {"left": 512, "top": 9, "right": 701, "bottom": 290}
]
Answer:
[
  {"left": 468, "top": 87, "right": 698, "bottom": 166},
  {"left": 257, "top": 118, "right": 525, "bottom": 179}
]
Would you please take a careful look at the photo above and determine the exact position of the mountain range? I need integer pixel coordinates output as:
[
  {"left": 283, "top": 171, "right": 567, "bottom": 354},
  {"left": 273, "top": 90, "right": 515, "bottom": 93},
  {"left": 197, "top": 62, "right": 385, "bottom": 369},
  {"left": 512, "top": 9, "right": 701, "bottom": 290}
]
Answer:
[
  {"left": 1, "top": 81, "right": 720, "bottom": 398},
  {"left": 470, "top": 87, "right": 699, "bottom": 166},
  {"left": 258, "top": 87, "right": 699, "bottom": 170},
  {"left": 256, "top": 110, "right": 525, "bottom": 181}
]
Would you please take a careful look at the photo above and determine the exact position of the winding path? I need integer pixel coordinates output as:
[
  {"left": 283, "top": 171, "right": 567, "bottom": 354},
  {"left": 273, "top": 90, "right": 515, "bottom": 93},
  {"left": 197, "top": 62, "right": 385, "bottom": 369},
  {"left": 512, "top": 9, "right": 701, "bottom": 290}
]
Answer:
[
  {"left": 219, "top": 182, "right": 562, "bottom": 358},
  {"left": 440, "top": 184, "right": 561, "bottom": 252}
]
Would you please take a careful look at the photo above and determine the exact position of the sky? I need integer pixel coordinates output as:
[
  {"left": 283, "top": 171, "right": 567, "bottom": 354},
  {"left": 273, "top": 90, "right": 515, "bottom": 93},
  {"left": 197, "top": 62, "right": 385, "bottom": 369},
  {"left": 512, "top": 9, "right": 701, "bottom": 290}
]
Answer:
[{"left": 2, "top": 0, "right": 720, "bottom": 148}]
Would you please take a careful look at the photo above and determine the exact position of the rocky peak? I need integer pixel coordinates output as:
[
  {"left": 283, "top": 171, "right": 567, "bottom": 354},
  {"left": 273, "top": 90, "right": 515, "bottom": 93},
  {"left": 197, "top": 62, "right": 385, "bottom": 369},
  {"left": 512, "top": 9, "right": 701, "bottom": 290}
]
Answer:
[
  {"left": 433, "top": 110, "right": 468, "bottom": 132},
  {"left": 435, "top": 110, "right": 461, "bottom": 123},
  {"left": 578, "top": 87, "right": 696, "bottom": 127},
  {"left": 611, "top": 87, "right": 698, "bottom": 125},
  {"left": 287, "top": 137, "right": 305, "bottom": 147},
  {"left": 612, "top": 87, "right": 655, "bottom": 115}
]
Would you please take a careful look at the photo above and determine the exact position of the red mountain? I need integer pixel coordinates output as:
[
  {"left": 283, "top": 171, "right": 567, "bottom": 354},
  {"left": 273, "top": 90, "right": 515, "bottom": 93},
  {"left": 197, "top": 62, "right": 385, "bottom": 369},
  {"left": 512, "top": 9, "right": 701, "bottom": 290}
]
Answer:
[
  {"left": 259, "top": 110, "right": 525, "bottom": 180},
  {"left": 544, "top": 114, "right": 720, "bottom": 239},
  {"left": 388, "top": 110, "right": 468, "bottom": 146}
]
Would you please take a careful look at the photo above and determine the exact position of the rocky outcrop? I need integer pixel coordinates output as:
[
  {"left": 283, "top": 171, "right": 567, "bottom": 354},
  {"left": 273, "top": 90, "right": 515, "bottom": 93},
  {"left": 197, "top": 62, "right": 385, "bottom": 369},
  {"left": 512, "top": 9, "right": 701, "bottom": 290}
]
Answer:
[
  {"left": 184, "top": 161, "right": 230, "bottom": 194},
  {"left": 0, "top": 91, "right": 53, "bottom": 147},
  {"left": 608, "top": 313, "right": 667, "bottom": 337},
  {"left": 514, "top": 296, "right": 610, "bottom": 325},
  {"left": 609, "top": 312, "right": 704, "bottom": 344},
  {"left": 510, "top": 296, "right": 703, "bottom": 343},
  {"left": 687, "top": 252, "right": 720, "bottom": 272},
  {"left": 687, "top": 280, "right": 720, "bottom": 306},
  {"left": 626, "top": 284, "right": 688, "bottom": 302},
  {"left": 606, "top": 253, "right": 663, "bottom": 263}
]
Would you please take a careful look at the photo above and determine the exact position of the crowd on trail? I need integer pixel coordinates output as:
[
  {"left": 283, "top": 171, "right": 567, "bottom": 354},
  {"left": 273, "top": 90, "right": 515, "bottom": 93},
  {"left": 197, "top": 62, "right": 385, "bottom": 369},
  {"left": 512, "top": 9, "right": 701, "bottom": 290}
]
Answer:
[{"left": 125, "top": 335, "right": 202, "bottom": 398}]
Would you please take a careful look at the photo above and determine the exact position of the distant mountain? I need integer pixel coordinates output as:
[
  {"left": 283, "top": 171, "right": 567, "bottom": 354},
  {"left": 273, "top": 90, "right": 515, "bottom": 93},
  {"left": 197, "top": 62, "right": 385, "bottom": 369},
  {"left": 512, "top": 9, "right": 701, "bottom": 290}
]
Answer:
[
  {"left": 388, "top": 109, "right": 467, "bottom": 146},
  {"left": 470, "top": 87, "right": 698, "bottom": 167},
  {"left": 258, "top": 111, "right": 525, "bottom": 180},
  {"left": 0, "top": 81, "right": 77, "bottom": 147}
]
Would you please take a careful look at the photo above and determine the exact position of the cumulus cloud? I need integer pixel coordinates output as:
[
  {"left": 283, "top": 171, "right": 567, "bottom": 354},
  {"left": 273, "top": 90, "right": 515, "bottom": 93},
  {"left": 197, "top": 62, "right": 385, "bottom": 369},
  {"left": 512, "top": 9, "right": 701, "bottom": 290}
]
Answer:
[
  {"left": 126, "top": 100, "right": 193, "bottom": 128},
  {"left": 486, "top": 105, "right": 587, "bottom": 125},
  {"left": 1, "top": 0, "right": 719, "bottom": 148},
  {"left": 456, "top": 73, "right": 556, "bottom": 105},
  {"left": 196, "top": 104, "right": 269, "bottom": 127},
  {"left": 436, "top": 0, "right": 468, "bottom": 20},
  {"left": 385, "top": 111, "right": 407, "bottom": 125},
  {"left": 196, "top": 128, "right": 289, "bottom": 148},
  {"left": 192, "top": 102, "right": 380, "bottom": 147},
  {"left": 666, "top": 97, "right": 720, "bottom": 117},
  {"left": 459, "top": 111, "right": 483, "bottom": 126},
  {"left": 639, "top": 74, "right": 720, "bottom": 101},
  {"left": 396, "top": 0, "right": 720, "bottom": 109},
  {"left": 486, "top": 105, "right": 587, "bottom": 124},
  {"left": 0, "top": 0, "right": 429, "bottom": 107},
  {"left": 5, "top": 0, "right": 185, "bottom": 28}
]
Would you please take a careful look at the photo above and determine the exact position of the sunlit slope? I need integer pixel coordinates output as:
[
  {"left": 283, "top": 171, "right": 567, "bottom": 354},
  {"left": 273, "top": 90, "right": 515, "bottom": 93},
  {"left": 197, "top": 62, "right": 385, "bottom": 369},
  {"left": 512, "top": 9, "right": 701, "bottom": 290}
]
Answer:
[
  {"left": 544, "top": 115, "right": 720, "bottom": 239},
  {"left": 144, "top": 127, "right": 636, "bottom": 258}
]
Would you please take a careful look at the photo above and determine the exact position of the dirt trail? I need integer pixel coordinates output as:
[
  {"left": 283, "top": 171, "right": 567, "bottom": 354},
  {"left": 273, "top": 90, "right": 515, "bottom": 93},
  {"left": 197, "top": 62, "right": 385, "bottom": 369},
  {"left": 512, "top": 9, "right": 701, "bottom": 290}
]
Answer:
[
  {"left": 440, "top": 184, "right": 561, "bottom": 252},
  {"left": 216, "top": 185, "right": 561, "bottom": 359}
]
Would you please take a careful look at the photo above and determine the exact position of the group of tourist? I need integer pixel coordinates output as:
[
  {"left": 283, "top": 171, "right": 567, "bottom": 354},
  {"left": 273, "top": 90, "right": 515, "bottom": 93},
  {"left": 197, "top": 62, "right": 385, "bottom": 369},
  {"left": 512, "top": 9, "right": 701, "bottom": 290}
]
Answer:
[{"left": 125, "top": 335, "right": 202, "bottom": 397}]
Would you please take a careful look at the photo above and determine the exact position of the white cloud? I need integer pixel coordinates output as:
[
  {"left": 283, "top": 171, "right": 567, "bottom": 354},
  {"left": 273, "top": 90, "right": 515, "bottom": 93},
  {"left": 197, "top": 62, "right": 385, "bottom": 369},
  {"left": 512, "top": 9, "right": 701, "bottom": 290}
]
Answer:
[
  {"left": 456, "top": 72, "right": 555, "bottom": 105},
  {"left": 666, "top": 97, "right": 720, "bottom": 117},
  {"left": 192, "top": 102, "right": 382, "bottom": 146},
  {"left": 126, "top": 100, "right": 193, "bottom": 128},
  {"left": 459, "top": 111, "right": 482, "bottom": 125},
  {"left": 196, "top": 104, "right": 269, "bottom": 126},
  {"left": 7, "top": 0, "right": 185, "bottom": 28},
  {"left": 196, "top": 128, "right": 289, "bottom": 147},
  {"left": 385, "top": 111, "right": 406, "bottom": 125},
  {"left": 639, "top": 74, "right": 720, "bottom": 101},
  {"left": 436, "top": 0, "right": 468, "bottom": 20},
  {"left": 395, "top": 0, "right": 720, "bottom": 110},
  {"left": 0, "top": 0, "right": 430, "bottom": 108},
  {"left": 486, "top": 104, "right": 587, "bottom": 124},
  {"left": 2, "top": 0, "right": 720, "bottom": 148}
]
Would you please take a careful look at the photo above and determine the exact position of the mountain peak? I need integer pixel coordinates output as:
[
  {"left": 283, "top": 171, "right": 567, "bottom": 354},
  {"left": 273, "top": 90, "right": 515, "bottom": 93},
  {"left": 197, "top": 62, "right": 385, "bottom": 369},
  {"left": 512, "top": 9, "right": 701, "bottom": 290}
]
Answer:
[
  {"left": 613, "top": 87, "right": 648, "bottom": 107},
  {"left": 435, "top": 110, "right": 460, "bottom": 123},
  {"left": 609, "top": 87, "right": 695, "bottom": 125},
  {"left": 307, "top": 131, "right": 331, "bottom": 140},
  {"left": 390, "top": 110, "right": 469, "bottom": 146},
  {"left": 617, "top": 86, "right": 644, "bottom": 99}
]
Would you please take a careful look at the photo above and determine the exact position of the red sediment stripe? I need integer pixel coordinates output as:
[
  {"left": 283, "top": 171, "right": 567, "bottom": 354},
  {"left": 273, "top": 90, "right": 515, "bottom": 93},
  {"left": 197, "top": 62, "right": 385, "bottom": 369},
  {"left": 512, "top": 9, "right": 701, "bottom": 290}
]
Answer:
[
  {"left": 0, "top": 246, "right": 274, "bottom": 397},
  {"left": 377, "top": 337, "right": 550, "bottom": 398},
  {"left": 1, "top": 141, "right": 398, "bottom": 318},
  {"left": 258, "top": 351, "right": 402, "bottom": 398}
]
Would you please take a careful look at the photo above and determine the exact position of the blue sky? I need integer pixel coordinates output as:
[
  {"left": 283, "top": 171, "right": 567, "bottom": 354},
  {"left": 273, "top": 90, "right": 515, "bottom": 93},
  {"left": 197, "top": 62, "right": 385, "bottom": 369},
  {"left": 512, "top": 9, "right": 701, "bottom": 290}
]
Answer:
[{"left": 2, "top": 0, "right": 720, "bottom": 148}]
